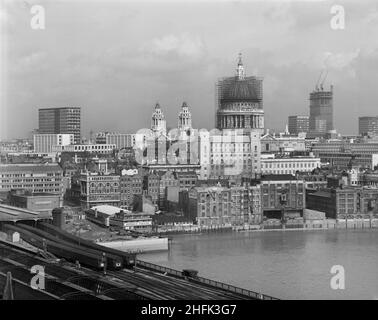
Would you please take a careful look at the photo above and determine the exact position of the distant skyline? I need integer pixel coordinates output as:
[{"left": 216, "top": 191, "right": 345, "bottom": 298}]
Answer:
[{"left": 1, "top": 0, "right": 378, "bottom": 140}]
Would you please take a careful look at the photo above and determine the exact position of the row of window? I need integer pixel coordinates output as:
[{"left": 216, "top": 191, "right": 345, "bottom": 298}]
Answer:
[{"left": 262, "top": 162, "right": 319, "bottom": 169}]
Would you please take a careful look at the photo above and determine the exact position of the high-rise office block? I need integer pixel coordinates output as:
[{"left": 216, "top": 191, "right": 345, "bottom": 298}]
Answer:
[
  {"left": 359, "top": 116, "right": 378, "bottom": 136},
  {"left": 38, "top": 107, "right": 81, "bottom": 144},
  {"left": 288, "top": 115, "right": 309, "bottom": 134},
  {"left": 309, "top": 85, "right": 333, "bottom": 136}
]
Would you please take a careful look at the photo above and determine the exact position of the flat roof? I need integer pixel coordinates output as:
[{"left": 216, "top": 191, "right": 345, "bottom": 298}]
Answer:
[
  {"left": 0, "top": 163, "right": 62, "bottom": 173},
  {"left": 11, "top": 192, "right": 59, "bottom": 198},
  {"left": 0, "top": 204, "right": 51, "bottom": 222},
  {"left": 89, "top": 205, "right": 123, "bottom": 216},
  {"left": 261, "top": 174, "right": 298, "bottom": 181}
]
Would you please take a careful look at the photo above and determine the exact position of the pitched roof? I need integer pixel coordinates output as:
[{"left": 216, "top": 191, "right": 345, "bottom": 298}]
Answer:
[{"left": 0, "top": 204, "right": 51, "bottom": 222}]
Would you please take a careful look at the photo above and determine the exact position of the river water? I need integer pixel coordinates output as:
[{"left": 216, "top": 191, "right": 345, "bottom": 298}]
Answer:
[{"left": 140, "top": 229, "right": 378, "bottom": 300}]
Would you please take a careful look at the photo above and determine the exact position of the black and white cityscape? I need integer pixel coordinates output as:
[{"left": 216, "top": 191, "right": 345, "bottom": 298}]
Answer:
[{"left": 1, "top": 0, "right": 378, "bottom": 303}]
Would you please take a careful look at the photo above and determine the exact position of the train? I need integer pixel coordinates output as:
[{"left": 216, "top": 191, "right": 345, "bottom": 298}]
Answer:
[
  {"left": 37, "top": 222, "right": 136, "bottom": 268},
  {"left": 17, "top": 223, "right": 123, "bottom": 270},
  {"left": 2, "top": 223, "right": 106, "bottom": 270}
]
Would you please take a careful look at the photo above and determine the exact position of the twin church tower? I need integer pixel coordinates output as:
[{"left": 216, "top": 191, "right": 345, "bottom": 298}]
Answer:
[{"left": 151, "top": 54, "right": 264, "bottom": 134}]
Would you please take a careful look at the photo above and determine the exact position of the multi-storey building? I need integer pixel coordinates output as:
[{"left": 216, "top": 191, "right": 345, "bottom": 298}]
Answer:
[
  {"left": 52, "top": 143, "right": 116, "bottom": 154},
  {"left": 0, "top": 139, "right": 33, "bottom": 154},
  {"left": 288, "top": 116, "right": 309, "bottom": 134},
  {"left": 157, "top": 171, "right": 179, "bottom": 209},
  {"left": 187, "top": 184, "right": 261, "bottom": 227},
  {"left": 248, "top": 184, "right": 262, "bottom": 224},
  {"left": 119, "top": 169, "right": 143, "bottom": 210},
  {"left": 174, "top": 171, "right": 198, "bottom": 190},
  {"left": 215, "top": 54, "right": 264, "bottom": 133},
  {"left": 38, "top": 107, "right": 81, "bottom": 144},
  {"left": 298, "top": 173, "right": 328, "bottom": 190},
  {"left": 261, "top": 154, "right": 321, "bottom": 175},
  {"left": 106, "top": 133, "right": 135, "bottom": 150},
  {"left": 188, "top": 186, "right": 232, "bottom": 227},
  {"left": 311, "top": 140, "right": 378, "bottom": 169},
  {"left": 94, "top": 132, "right": 107, "bottom": 144},
  {"left": 209, "top": 130, "right": 261, "bottom": 179},
  {"left": 144, "top": 169, "right": 181, "bottom": 210},
  {"left": 361, "top": 172, "right": 378, "bottom": 187},
  {"left": 261, "top": 132, "right": 306, "bottom": 153},
  {"left": 0, "top": 163, "right": 63, "bottom": 195},
  {"left": 145, "top": 172, "right": 160, "bottom": 205},
  {"left": 359, "top": 116, "right": 378, "bottom": 137},
  {"left": 260, "top": 175, "right": 305, "bottom": 218},
  {"left": 96, "top": 132, "right": 136, "bottom": 150},
  {"left": 308, "top": 86, "right": 334, "bottom": 137},
  {"left": 75, "top": 171, "right": 120, "bottom": 209},
  {"left": 229, "top": 186, "right": 250, "bottom": 225},
  {"left": 33, "top": 134, "right": 74, "bottom": 153},
  {"left": 306, "top": 187, "right": 378, "bottom": 218},
  {"left": 7, "top": 189, "right": 61, "bottom": 214}
]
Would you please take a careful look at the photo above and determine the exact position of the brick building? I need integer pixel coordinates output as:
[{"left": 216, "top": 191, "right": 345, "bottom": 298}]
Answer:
[{"left": 119, "top": 169, "right": 143, "bottom": 210}]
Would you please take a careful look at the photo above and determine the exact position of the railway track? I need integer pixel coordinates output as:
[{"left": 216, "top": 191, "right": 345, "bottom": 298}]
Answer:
[
  {"left": 134, "top": 267, "right": 249, "bottom": 300},
  {"left": 1, "top": 224, "right": 270, "bottom": 300},
  {"left": 0, "top": 243, "right": 146, "bottom": 300},
  {"left": 106, "top": 269, "right": 250, "bottom": 300}
]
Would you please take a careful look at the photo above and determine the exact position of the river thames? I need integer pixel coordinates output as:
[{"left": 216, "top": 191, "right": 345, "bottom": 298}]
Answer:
[{"left": 140, "top": 229, "right": 378, "bottom": 299}]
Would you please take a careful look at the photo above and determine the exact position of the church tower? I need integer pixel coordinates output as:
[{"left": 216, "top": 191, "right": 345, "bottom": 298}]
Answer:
[
  {"left": 178, "top": 101, "right": 192, "bottom": 131},
  {"left": 151, "top": 103, "right": 167, "bottom": 135}
]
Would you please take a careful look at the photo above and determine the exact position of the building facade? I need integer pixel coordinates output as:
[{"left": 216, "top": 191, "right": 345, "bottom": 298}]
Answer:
[
  {"left": 7, "top": 189, "right": 61, "bottom": 214},
  {"left": 187, "top": 184, "right": 261, "bottom": 227},
  {"left": 76, "top": 172, "right": 120, "bottom": 209},
  {"left": 209, "top": 130, "right": 261, "bottom": 179},
  {"left": 52, "top": 143, "right": 116, "bottom": 154},
  {"left": 260, "top": 175, "right": 306, "bottom": 218},
  {"left": 309, "top": 86, "right": 334, "bottom": 136},
  {"left": 261, "top": 133, "right": 306, "bottom": 153},
  {"left": 261, "top": 154, "right": 321, "bottom": 175},
  {"left": 106, "top": 133, "right": 135, "bottom": 150},
  {"left": 311, "top": 140, "right": 378, "bottom": 169},
  {"left": 33, "top": 134, "right": 74, "bottom": 153},
  {"left": 188, "top": 186, "right": 232, "bottom": 227},
  {"left": 306, "top": 187, "right": 378, "bottom": 218},
  {"left": 359, "top": 116, "right": 378, "bottom": 137},
  {"left": 119, "top": 169, "right": 143, "bottom": 209},
  {"left": 145, "top": 172, "right": 160, "bottom": 205},
  {"left": 158, "top": 171, "right": 179, "bottom": 209},
  {"left": 174, "top": 171, "right": 198, "bottom": 190},
  {"left": 0, "top": 163, "right": 64, "bottom": 195},
  {"left": 288, "top": 116, "right": 309, "bottom": 134},
  {"left": 38, "top": 107, "right": 81, "bottom": 144}
]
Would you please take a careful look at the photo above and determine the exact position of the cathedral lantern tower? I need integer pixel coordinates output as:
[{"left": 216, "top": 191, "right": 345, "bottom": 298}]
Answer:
[
  {"left": 151, "top": 103, "right": 167, "bottom": 135},
  {"left": 178, "top": 101, "right": 192, "bottom": 131},
  {"left": 215, "top": 54, "right": 264, "bottom": 133}
]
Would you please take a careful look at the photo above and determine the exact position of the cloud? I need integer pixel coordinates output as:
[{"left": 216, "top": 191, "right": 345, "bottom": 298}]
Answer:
[
  {"left": 322, "top": 50, "right": 360, "bottom": 70},
  {"left": 141, "top": 33, "right": 205, "bottom": 59},
  {"left": 7, "top": 51, "right": 48, "bottom": 76}
]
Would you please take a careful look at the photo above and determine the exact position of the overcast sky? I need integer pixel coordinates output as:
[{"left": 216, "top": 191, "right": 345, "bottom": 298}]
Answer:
[{"left": 1, "top": 0, "right": 378, "bottom": 140}]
